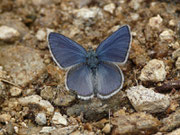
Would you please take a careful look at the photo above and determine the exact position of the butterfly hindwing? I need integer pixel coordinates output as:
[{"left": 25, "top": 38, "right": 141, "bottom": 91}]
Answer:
[
  {"left": 96, "top": 25, "right": 131, "bottom": 64},
  {"left": 96, "top": 62, "right": 124, "bottom": 99},
  {"left": 48, "top": 32, "right": 87, "bottom": 69},
  {"left": 66, "top": 64, "right": 94, "bottom": 100}
]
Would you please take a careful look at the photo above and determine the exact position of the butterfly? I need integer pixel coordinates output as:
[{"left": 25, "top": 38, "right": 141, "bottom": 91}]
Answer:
[{"left": 48, "top": 25, "right": 131, "bottom": 100}]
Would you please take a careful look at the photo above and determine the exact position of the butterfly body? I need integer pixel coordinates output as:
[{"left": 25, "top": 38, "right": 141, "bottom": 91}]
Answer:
[
  {"left": 48, "top": 25, "right": 131, "bottom": 100},
  {"left": 86, "top": 49, "right": 99, "bottom": 74}
]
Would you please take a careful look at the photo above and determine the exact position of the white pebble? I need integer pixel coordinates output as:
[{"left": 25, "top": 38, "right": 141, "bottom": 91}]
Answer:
[
  {"left": 102, "top": 123, "right": 111, "bottom": 134},
  {"left": 148, "top": 15, "right": 163, "bottom": 29},
  {"left": 40, "top": 126, "right": 56, "bottom": 133},
  {"left": 169, "top": 19, "right": 176, "bottom": 27},
  {"left": 18, "top": 95, "right": 54, "bottom": 114},
  {"left": 103, "top": 3, "right": 116, "bottom": 14},
  {"left": 36, "top": 29, "right": 46, "bottom": 41},
  {"left": 127, "top": 85, "right": 170, "bottom": 113},
  {"left": 160, "top": 29, "right": 174, "bottom": 42},
  {"left": 176, "top": 57, "right": 180, "bottom": 70},
  {"left": 0, "top": 25, "right": 20, "bottom": 42},
  {"left": 130, "top": 13, "right": 139, "bottom": 21},
  {"left": 73, "top": 7, "right": 100, "bottom": 20},
  {"left": 35, "top": 112, "right": 47, "bottom": 125},
  {"left": 172, "top": 48, "right": 180, "bottom": 59},
  {"left": 139, "top": 59, "right": 167, "bottom": 82},
  {"left": 51, "top": 112, "right": 68, "bottom": 125},
  {"left": 14, "top": 126, "right": 19, "bottom": 134},
  {"left": 0, "top": 114, "right": 11, "bottom": 123},
  {"left": 10, "top": 86, "right": 22, "bottom": 97},
  {"left": 129, "top": 0, "right": 142, "bottom": 10}
]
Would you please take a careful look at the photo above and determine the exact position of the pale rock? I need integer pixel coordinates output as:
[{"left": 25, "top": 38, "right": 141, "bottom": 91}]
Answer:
[
  {"left": 129, "top": 0, "right": 142, "bottom": 10},
  {"left": 167, "top": 128, "right": 180, "bottom": 135},
  {"left": 176, "top": 57, "right": 180, "bottom": 69},
  {"left": 0, "top": 66, "right": 7, "bottom": 78},
  {"left": 102, "top": 123, "right": 111, "bottom": 134},
  {"left": 148, "top": 15, "right": 163, "bottom": 29},
  {"left": 171, "top": 41, "right": 180, "bottom": 49},
  {"left": 127, "top": 85, "right": 170, "bottom": 113},
  {"left": 36, "top": 29, "right": 46, "bottom": 41},
  {"left": 35, "top": 112, "right": 47, "bottom": 125},
  {"left": 51, "top": 125, "right": 79, "bottom": 135},
  {"left": 0, "top": 25, "right": 20, "bottom": 42},
  {"left": 40, "top": 126, "right": 56, "bottom": 133},
  {"left": 160, "top": 29, "right": 174, "bottom": 42},
  {"left": 51, "top": 112, "right": 68, "bottom": 125},
  {"left": 109, "top": 25, "right": 120, "bottom": 33},
  {"left": 32, "top": 0, "right": 51, "bottom": 6},
  {"left": 130, "top": 13, "right": 139, "bottom": 21},
  {"left": 73, "top": 7, "right": 100, "bottom": 20},
  {"left": 112, "top": 110, "right": 160, "bottom": 135},
  {"left": 40, "top": 86, "right": 55, "bottom": 100},
  {"left": 18, "top": 95, "right": 54, "bottom": 114},
  {"left": 172, "top": 48, "right": 180, "bottom": 59},
  {"left": 14, "top": 126, "right": 19, "bottom": 134},
  {"left": 139, "top": 59, "right": 167, "bottom": 82},
  {"left": 169, "top": 19, "right": 176, "bottom": 27},
  {"left": 103, "top": 3, "right": 116, "bottom": 14},
  {"left": 0, "top": 114, "right": 11, "bottom": 123},
  {"left": 10, "top": 86, "right": 22, "bottom": 96},
  {"left": 161, "top": 109, "right": 180, "bottom": 132}
]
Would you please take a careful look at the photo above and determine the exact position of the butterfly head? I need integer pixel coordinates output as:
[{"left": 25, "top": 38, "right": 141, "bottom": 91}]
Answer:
[{"left": 86, "top": 49, "right": 99, "bottom": 71}]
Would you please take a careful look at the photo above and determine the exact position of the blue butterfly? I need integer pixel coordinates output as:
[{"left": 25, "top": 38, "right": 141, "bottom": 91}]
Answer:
[{"left": 48, "top": 25, "right": 131, "bottom": 100}]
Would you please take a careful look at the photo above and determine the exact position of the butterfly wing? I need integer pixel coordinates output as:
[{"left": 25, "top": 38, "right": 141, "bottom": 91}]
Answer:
[
  {"left": 48, "top": 32, "right": 87, "bottom": 69},
  {"left": 96, "top": 62, "right": 124, "bottom": 99},
  {"left": 96, "top": 25, "right": 131, "bottom": 64},
  {"left": 66, "top": 64, "right": 94, "bottom": 100}
]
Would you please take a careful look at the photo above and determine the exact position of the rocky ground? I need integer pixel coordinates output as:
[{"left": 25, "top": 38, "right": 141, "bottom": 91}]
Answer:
[{"left": 0, "top": 0, "right": 180, "bottom": 134}]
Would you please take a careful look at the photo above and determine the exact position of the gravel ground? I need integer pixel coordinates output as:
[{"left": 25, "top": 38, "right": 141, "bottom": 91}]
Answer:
[{"left": 0, "top": 0, "right": 180, "bottom": 135}]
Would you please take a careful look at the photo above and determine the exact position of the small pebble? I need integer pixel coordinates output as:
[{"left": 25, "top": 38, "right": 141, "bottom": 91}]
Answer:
[
  {"left": 74, "top": 7, "right": 100, "bottom": 20},
  {"left": 102, "top": 123, "right": 111, "bottom": 134},
  {"left": 10, "top": 86, "right": 22, "bottom": 97},
  {"left": 139, "top": 59, "right": 167, "bottom": 82},
  {"left": 36, "top": 29, "right": 46, "bottom": 41},
  {"left": 172, "top": 48, "right": 180, "bottom": 59},
  {"left": 148, "top": 14, "right": 163, "bottom": 29},
  {"left": 159, "top": 29, "right": 174, "bottom": 42},
  {"left": 14, "top": 126, "right": 18, "bottom": 134},
  {"left": 32, "top": 0, "right": 51, "bottom": 6},
  {"left": 35, "top": 112, "right": 47, "bottom": 126},
  {"left": 169, "top": 19, "right": 176, "bottom": 27},
  {"left": 129, "top": 0, "right": 141, "bottom": 10},
  {"left": 103, "top": 3, "right": 116, "bottom": 14},
  {"left": 161, "top": 109, "right": 180, "bottom": 132},
  {"left": 112, "top": 110, "right": 160, "bottom": 135},
  {"left": 167, "top": 128, "right": 180, "bottom": 135},
  {"left": 40, "top": 126, "right": 56, "bottom": 133},
  {"left": 130, "top": 13, "right": 139, "bottom": 21},
  {"left": 127, "top": 85, "right": 170, "bottom": 113},
  {"left": 176, "top": 57, "right": 180, "bottom": 69},
  {"left": 51, "top": 112, "right": 68, "bottom": 125},
  {"left": 171, "top": 41, "right": 180, "bottom": 49},
  {"left": 18, "top": 95, "right": 54, "bottom": 114},
  {"left": 0, "top": 114, "right": 11, "bottom": 123},
  {"left": 40, "top": 86, "right": 55, "bottom": 100},
  {"left": 0, "top": 25, "right": 20, "bottom": 42}
]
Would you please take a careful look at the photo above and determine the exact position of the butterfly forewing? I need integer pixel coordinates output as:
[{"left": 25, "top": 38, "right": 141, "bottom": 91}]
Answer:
[
  {"left": 96, "top": 62, "right": 124, "bottom": 99},
  {"left": 66, "top": 64, "right": 94, "bottom": 99},
  {"left": 48, "top": 32, "right": 87, "bottom": 69},
  {"left": 96, "top": 25, "right": 131, "bottom": 64}
]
